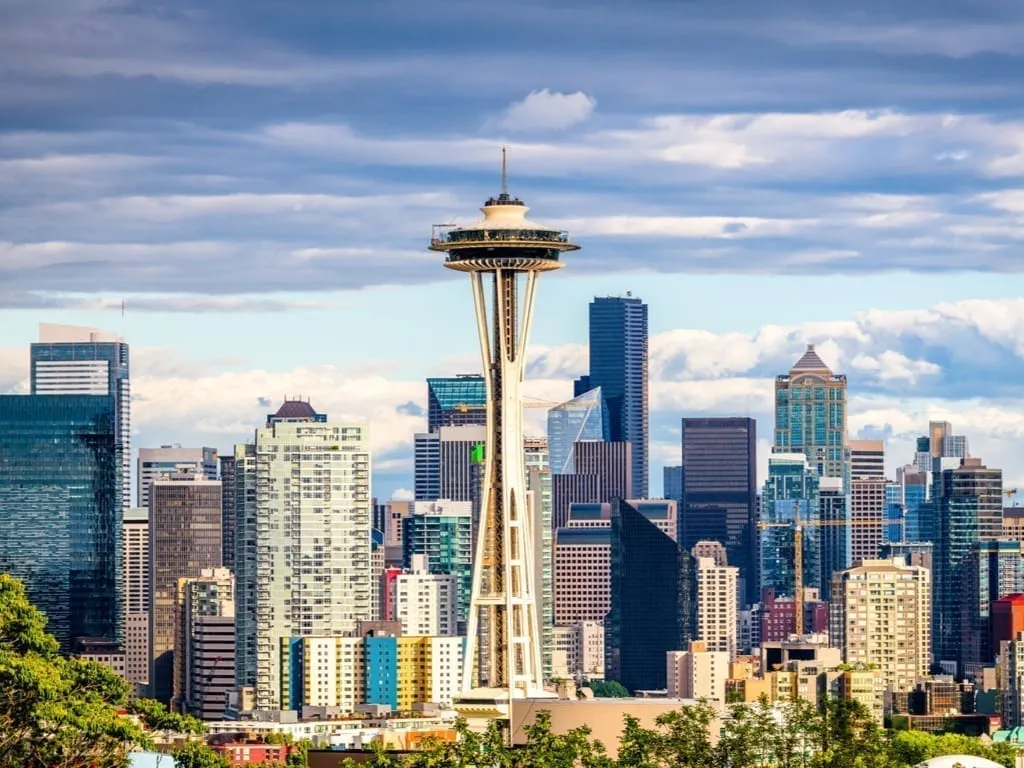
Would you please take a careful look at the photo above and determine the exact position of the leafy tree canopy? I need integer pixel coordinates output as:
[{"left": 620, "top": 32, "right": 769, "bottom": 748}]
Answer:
[{"left": 0, "top": 572, "right": 152, "bottom": 768}]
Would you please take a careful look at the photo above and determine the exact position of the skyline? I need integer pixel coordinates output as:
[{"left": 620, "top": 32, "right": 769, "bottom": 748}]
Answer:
[{"left": 3, "top": 0, "right": 1024, "bottom": 497}]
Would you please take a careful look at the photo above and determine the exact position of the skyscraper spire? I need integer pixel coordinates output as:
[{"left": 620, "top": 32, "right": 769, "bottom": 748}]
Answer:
[{"left": 500, "top": 145, "right": 508, "bottom": 197}]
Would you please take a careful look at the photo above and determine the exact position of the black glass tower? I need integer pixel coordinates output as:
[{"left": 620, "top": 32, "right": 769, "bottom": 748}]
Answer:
[
  {"left": 606, "top": 499, "right": 695, "bottom": 693},
  {"left": 680, "top": 417, "right": 758, "bottom": 605},
  {"left": 584, "top": 296, "right": 649, "bottom": 498}
]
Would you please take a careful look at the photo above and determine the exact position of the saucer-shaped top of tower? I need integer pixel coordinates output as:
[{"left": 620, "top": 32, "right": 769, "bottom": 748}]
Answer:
[{"left": 429, "top": 190, "right": 580, "bottom": 273}]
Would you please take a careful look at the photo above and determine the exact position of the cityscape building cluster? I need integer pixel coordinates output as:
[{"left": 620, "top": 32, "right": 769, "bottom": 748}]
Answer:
[{"left": 3, "top": 184, "right": 1024, "bottom": 759}]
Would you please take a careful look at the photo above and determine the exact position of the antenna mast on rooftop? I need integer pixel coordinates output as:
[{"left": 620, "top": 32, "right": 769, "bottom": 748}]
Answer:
[{"left": 501, "top": 146, "right": 508, "bottom": 197}]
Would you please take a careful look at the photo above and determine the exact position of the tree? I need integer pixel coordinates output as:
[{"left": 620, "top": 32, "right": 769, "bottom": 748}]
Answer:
[
  {"left": 172, "top": 739, "right": 232, "bottom": 768},
  {"left": 613, "top": 715, "right": 661, "bottom": 768},
  {"left": 588, "top": 680, "right": 630, "bottom": 698},
  {"left": 653, "top": 701, "right": 718, "bottom": 768},
  {"left": 128, "top": 695, "right": 206, "bottom": 735},
  {"left": 0, "top": 572, "right": 151, "bottom": 767}
]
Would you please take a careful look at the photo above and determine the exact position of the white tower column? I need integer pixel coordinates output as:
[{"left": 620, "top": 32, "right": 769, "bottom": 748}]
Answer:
[{"left": 429, "top": 153, "right": 580, "bottom": 730}]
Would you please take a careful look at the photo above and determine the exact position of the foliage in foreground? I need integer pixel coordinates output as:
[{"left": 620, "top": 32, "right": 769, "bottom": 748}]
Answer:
[
  {"left": 0, "top": 572, "right": 212, "bottom": 768},
  {"left": 345, "top": 698, "right": 1018, "bottom": 768}
]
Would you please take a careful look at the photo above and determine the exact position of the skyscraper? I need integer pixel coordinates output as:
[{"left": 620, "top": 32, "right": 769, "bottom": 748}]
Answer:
[
  {"left": 774, "top": 344, "right": 847, "bottom": 480},
  {"left": 231, "top": 400, "right": 373, "bottom": 709},
  {"left": 584, "top": 296, "right": 649, "bottom": 497},
  {"left": 0, "top": 394, "right": 122, "bottom": 649},
  {"left": 413, "top": 425, "right": 486, "bottom": 502},
  {"left": 429, "top": 156, "right": 579, "bottom": 715},
  {"left": 694, "top": 557, "right": 739, "bottom": 659},
  {"left": 137, "top": 445, "right": 218, "bottom": 510},
  {"left": 30, "top": 323, "right": 130, "bottom": 512},
  {"left": 551, "top": 441, "right": 632, "bottom": 530},
  {"left": 849, "top": 439, "right": 886, "bottom": 565},
  {"left": 123, "top": 507, "right": 151, "bottom": 688},
  {"left": 960, "top": 540, "right": 1024, "bottom": 677},
  {"left": 663, "top": 466, "right": 683, "bottom": 504},
  {"left": 402, "top": 500, "right": 473, "bottom": 623},
  {"left": 148, "top": 471, "right": 222, "bottom": 704},
  {"left": 680, "top": 417, "right": 757, "bottom": 604},
  {"left": 830, "top": 558, "right": 931, "bottom": 694},
  {"left": 547, "top": 387, "right": 608, "bottom": 474},
  {"left": 426, "top": 374, "right": 487, "bottom": 432},
  {"left": 760, "top": 454, "right": 821, "bottom": 600},
  {"left": 606, "top": 499, "right": 695, "bottom": 693},
  {"left": 934, "top": 458, "right": 1003, "bottom": 666},
  {"left": 176, "top": 567, "right": 234, "bottom": 718}
]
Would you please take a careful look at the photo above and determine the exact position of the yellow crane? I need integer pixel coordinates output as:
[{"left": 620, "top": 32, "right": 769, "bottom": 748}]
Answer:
[
  {"left": 1006, "top": 488, "right": 1018, "bottom": 508},
  {"left": 758, "top": 516, "right": 889, "bottom": 636}
]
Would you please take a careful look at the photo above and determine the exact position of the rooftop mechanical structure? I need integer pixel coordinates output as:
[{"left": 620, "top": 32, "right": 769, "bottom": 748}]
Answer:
[{"left": 429, "top": 151, "right": 579, "bottom": 729}]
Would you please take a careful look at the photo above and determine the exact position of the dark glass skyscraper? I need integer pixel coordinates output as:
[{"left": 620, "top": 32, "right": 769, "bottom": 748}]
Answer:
[
  {"left": 0, "top": 395, "right": 122, "bottom": 649},
  {"left": 426, "top": 375, "right": 487, "bottom": 432},
  {"left": 680, "top": 417, "right": 758, "bottom": 604},
  {"left": 606, "top": 499, "right": 695, "bottom": 693},
  {"left": 30, "top": 324, "right": 130, "bottom": 512},
  {"left": 584, "top": 296, "right": 649, "bottom": 497},
  {"left": 934, "top": 458, "right": 1002, "bottom": 666}
]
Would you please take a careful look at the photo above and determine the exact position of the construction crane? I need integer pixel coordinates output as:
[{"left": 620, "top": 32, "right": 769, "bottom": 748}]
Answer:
[
  {"left": 455, "top": 399, "right": 562, "bottom": 411},
  {"left": 1006, "top": 489, "right": 1018, "bottom": 508},
  {"left": 758, "top": 516, "right": 888, "bottom": 636}
]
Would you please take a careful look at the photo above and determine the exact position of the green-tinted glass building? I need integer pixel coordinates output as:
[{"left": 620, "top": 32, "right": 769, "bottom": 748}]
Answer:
[
  {"left": 426, "top": 375, "right": 486, "bottom": 432},
  {"left": 0, "top": 394, "right": 122, "bottom": 649},
  {"left": 774, "top": 345, "right": 847, "bottom": 480},
  {"left": 760, "top": 454, "right": 820, "bottom": 599},
  {"left": 402, "top": 501, "right": 473, "bottom": 622}
]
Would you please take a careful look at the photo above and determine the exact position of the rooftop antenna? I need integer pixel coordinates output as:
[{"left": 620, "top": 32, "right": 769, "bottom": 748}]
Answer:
[{"left": 501, "top": 145, "right": 508, "bottom": 197}]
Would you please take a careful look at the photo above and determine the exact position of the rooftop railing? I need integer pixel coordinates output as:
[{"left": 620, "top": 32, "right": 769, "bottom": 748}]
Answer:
[{"left": 431, "top": 225, "right": 571, "bottom": 247}]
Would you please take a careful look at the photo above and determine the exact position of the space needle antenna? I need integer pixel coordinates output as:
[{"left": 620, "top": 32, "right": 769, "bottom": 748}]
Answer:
[{"left": 501, "top": 145, "right": 509, "bottom": 197}]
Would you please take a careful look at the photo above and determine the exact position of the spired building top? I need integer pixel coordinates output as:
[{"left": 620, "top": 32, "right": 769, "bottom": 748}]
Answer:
[
  {"left": 790, "top": 344, "right": 831, "bottom": 374},
  {"left": 429, "top": 148, "right": 580, "bottom": 272}
]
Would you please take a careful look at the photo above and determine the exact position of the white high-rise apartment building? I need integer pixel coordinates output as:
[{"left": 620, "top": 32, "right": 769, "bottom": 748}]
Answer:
[
  {"left": 237, "top": 401, "right": 373, "bottom": 709},
  {"left": 137, "top": 445, "right": 218, "bottom": 509},
  {"left": 392, "top": 555, "right": 457, "bottom": 636},
  {"left": 695, "top": 556, "right": 738, "bottom": 660},
  {"left": 830, "top": 557, "right": 931, "bottom": 693},
  {"left": 667, "top": 641, "right": 729, "bottom": 703},
  {"left": 123, "top": 507, "right": 150, "bottom": 686}
]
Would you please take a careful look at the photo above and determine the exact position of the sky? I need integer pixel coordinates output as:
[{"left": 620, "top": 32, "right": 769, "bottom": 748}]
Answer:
[{"left": 3, "top": 0, "right": 1024, "bottom": 499}]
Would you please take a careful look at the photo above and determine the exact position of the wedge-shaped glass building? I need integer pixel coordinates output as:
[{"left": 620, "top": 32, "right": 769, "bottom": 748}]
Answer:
[{"left": 547, "top": 386, "right": 608, "bottom": 475}]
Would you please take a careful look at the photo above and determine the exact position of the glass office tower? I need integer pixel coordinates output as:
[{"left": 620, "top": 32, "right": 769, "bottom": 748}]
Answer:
[
  {"left": 30, "top": 324, "right": 130, "bottom": 512},
  {"left": 426, "top": 375, "right": 487, "bottom": 432},
  {"left": 606, "top": 499, "right": 695, "bottom": 693},
  {"left": 680, "top": 417, "right": 758, "bottom": 604},
  {"left": 584, "top": 296, "right": 649, "bottom": 497},
  {"left": 760, "top": 454, "right": 820, "bottom": 599},
  {"left": 547, "top": 386, "right": 607, "bottom": 475},
  {"left": 0, "top": 395, "right": 122, "bottom": 649}
]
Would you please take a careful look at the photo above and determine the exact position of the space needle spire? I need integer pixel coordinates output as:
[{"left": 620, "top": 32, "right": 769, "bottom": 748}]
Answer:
[{"left": 429, "top": 151, "right": 580, "bottom": 732}]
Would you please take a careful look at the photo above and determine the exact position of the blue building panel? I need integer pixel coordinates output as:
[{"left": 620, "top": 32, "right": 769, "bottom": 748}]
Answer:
[{"left": 364, "top": 636, "right": 398, "bottom": 710}]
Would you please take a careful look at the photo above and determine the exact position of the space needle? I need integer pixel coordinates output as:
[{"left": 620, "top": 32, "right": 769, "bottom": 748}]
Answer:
[{"left": 429, "top": 150, "right": 579, "bottom": 730}]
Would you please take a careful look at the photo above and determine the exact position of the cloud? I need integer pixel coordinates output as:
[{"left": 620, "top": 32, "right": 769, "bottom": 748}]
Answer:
[
  {"left": 0, "top": 294, "right": 1005, "bottom": 499},
  {"left": 494, "top": 89, "right": 597, "bottom": 132}
]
